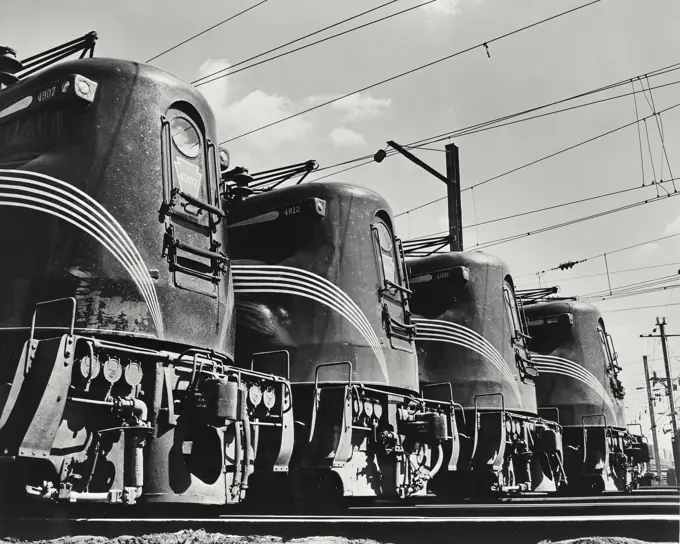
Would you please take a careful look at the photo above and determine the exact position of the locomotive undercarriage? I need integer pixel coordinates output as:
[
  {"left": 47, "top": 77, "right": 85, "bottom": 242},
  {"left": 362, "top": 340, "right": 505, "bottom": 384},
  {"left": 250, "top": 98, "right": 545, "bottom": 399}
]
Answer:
[
  {"left": 286, "top": 362, "right": 460, "bottom": 505},
  {"left": 561, "top": 418, "right": 650, "bottom": 494},
  {"left": 434, "top": 394, "right": 567, "bottom": 497},
  {"left": 0, "top": 298, "right": 294, "bottom": 508}
]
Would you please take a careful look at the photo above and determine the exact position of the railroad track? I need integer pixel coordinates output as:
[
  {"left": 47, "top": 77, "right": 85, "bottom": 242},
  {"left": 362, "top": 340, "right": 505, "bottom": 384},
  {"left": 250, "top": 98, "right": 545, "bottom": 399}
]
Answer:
[{"left": 1, "top": 492, "right": 677, "bottom": 543}]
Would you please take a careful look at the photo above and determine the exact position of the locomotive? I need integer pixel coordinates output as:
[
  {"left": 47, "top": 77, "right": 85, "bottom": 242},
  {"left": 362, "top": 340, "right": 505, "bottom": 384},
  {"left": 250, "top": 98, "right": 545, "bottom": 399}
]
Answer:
[
  {"left": 224, "top": 180, "right": 460, "bottom": 503},
  {"left": 519, "top": 296, "right": 650, "bottom": 492},
  {"left": 0, "top": 36, "right": 293, "bottom": 507},
  {"left": 406, "top": 251, "right": 567, "bottom": 495}
]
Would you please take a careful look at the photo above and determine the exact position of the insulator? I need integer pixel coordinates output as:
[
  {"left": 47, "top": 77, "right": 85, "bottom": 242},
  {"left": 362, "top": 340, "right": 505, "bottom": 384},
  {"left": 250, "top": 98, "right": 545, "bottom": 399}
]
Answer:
[{"left": 0, "top": 46, "right": 23, "bottom": 87}]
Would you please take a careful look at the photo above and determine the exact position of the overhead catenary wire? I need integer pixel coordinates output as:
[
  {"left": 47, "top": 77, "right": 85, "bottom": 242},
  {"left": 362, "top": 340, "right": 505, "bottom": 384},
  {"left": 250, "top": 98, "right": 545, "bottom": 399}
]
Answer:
[
  {"left": 310, "top": 71, "right": 680, "bottom": 186},
  {"left": 192, "top": 0, "right": 437, "bottom": 86},
  {"left": 406, "top": 179, "right": 679, "bottom": 242},
  {"left": 522, "top": 231, "right": 680, "bottom": 279},
  {"left": 394, "top": 99, "right": 680, "bottom": 218},
  {"left": 471, "top": 190, "right": 680, "bottom": 251},
  {"left": 219, "top": 0, "right": 603, "bottom": 145},
  {"left": 309, "top": 61, "right": 680, "bottom": 180},
  {"left": 516, "top": 261, "right": 680, "bottom": 282},
  {"left": 581, "top": 273, "right": 680, "bottom": 300},
  {"left": 145, "top": 0, "right": 271, "bottom": 63}
]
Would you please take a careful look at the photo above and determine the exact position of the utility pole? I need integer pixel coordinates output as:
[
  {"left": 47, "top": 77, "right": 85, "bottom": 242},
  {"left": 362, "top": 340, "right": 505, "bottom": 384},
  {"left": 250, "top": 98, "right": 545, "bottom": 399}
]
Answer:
[
  {"left": 445, "top": 143, "right": 463, "bottom": 251},
  {"left": 657, "top": 318, "right": 679, "bottom": 474},
  {"left": 374, "top": 141, "right": 463, "bottom": 251},
  {"left": 641, "top": 317, "right": 680, "bottom": 476},
  {"left": 643, "top": 355, "right": 662, "bottom": 478}
]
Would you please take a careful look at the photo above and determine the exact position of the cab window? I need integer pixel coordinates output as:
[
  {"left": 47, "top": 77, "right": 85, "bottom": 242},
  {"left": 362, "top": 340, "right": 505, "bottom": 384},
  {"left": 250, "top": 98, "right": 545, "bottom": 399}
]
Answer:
[
  {"left": 372, "top": 218, "right": 402, "bottom": 291},
  {"left": 597, "top": 320, "right": 615, "bottom": 371},
  {"left": 503, "top": 280, "right": 522, "bottom": 336}
]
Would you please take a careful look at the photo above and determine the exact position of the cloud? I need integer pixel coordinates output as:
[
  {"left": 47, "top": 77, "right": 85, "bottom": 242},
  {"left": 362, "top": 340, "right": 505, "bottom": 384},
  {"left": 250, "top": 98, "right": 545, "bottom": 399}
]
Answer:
[
  {"left": 423, "top": 0, "right": 462, "bottom": 15},
  {"left": 330, "top": 127, "right": 366, "bottom": 147},
  {"left": 664, "top": 214, "right": 680, "bottom": 235},
  {"left": 197, "top": 58, "right": 312, "bottom": 148},
  {"left": 632, "top": 242, "right": 660, "bottom": 258},
  {"left": 423, "top": 0, "right": 482, "bottom": 16},
  {"left": 330, "top": 93, "right": 392, "bottom": 122}
]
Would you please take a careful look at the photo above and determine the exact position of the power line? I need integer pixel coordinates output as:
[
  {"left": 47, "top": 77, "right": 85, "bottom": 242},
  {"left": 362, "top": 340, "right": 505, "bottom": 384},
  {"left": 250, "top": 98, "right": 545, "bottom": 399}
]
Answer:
[
  {"left": 309, "top": 61, "right": 680, "bottom": 180},
  {"left": 582, "top": 273, "right": 680, "bottom": 300},
  {"left": 394, "top": 100, "right": 680, "bottom": 217},
  {"left": 521, "top": 231, "right": 680, "bottom": 280},
  {"left": 516, "top": 261, "right": 680, "bottom": 282},
  {"left": 471, "top": 189, "right": 680, "bottom": 251},
  {"left": 584, "top": 284, "right": 680, "bottom": 303},
  {"left": 192, "top": 0, "right": 436, "bottom": 86},
  {"left": 145, "top": 0, "right": 270, "bottom": 63},
  {"left": 219, "top": 0, "right": 603, "bottom": 145},
  {"left": 406, "top": 179, "right": 677, "bottom": 241}
]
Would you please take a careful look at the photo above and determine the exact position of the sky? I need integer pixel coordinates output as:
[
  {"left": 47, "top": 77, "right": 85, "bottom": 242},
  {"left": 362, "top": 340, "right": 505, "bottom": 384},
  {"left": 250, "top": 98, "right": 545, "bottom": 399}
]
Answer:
[{"left": 3, "top": 0, "right": 680, "bottom": 451}]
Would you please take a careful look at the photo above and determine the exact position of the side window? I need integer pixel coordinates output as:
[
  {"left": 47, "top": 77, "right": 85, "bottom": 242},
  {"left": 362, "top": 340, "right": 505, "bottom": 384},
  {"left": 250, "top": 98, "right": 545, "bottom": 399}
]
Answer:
[
  {"left": 503, "top": 280, "right": 522, "bottom": 337},
  {"left": 597, "top": 320, "right": 615, "bottom": 371},
  {"left": 374, "top": 220, "right": 397, "bottom": 286},
  {"left": 168, "top": 113, "right": 210, "bottom": 204}
]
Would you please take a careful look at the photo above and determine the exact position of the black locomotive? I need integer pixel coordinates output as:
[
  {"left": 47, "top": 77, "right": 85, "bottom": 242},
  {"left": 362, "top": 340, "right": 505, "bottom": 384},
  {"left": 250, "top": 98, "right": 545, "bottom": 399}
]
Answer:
[
  {"left": 407, "top": 252, "right": 566, "bottom": 495},
  {"left": 225, "top": 181, "right": 459, "bottom": 502},
  {"left": 0, "top": 36, "right": 292, "bottom": 507},
  {"left": 520, "top": 297, "right": 650, "bottom": 492}
]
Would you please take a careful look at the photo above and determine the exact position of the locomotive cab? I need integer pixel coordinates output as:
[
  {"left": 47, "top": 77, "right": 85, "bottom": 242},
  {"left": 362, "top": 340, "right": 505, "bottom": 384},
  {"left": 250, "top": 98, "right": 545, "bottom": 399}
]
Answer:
[
  {"left": 407, "top": 251, "right": 566, "bottom": 496},
  {"left": 225, "top": 181, "right": 460, "bottom": 505},
  {"left": 522, "top": 299, "right": 648, "bottom": 493}
]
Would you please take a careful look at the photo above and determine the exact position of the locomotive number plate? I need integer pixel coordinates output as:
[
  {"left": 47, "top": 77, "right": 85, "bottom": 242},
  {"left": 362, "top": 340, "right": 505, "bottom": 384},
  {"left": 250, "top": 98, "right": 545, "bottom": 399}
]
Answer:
[{"left": 37, "top": 85, "right": 58, "bottom": 103}]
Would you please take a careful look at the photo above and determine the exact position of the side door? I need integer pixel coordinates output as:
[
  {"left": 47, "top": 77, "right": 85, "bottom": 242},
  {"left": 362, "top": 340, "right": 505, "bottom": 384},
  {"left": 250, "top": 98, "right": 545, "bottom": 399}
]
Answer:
[
  {"left": 503, "top": 279, "right": 536, "bottom": 379},
  {"left": 371, "top": 216, "right": 415, "bottom": 351}
]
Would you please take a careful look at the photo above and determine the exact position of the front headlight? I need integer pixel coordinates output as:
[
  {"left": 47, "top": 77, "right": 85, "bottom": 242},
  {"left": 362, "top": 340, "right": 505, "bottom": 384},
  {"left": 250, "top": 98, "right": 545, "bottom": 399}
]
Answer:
[
  {"left": 373, "top": 401, "right": 383, "bottom": 420},
  {"left": 124, "top": 361, "right": 143, "bottom": 387},
  {"left": 263, "top": 386, "right": 276, "bottom": 409},
  {"left": 103, "top": 357, "right": 122, "bottom": 383},
  {"left": 364, "top": 399, "right": 374, "bottom": 418},
  {"left": 248, "top": 384, "right": 262, "bottom": 406}
]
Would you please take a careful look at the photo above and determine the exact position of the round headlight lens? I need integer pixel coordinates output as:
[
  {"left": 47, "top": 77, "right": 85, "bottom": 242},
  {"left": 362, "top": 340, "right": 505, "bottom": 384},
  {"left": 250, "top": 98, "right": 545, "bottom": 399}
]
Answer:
[
  {"left": 263, "top": 386, "right": 276, "bottom": 409},
  {"left": 170, "top": 117, "right": 200, "bottom": 158},
  {"left": 353, "top": 395, "right": 363, "bottom": 416},
  {"left": 505, "top": 419, "right": 512, "bottom": 433},
  {"left": 124, "top": 362, "right": 143, "bottom": 387},
  {"left": 219, "top": 146, "right": 230, "bottom": 169},
  {"left": 79, "top": 355, "right": 100, "bottom": 381},
  {"left": 249, "top": 384, "right": 262, "bottom": 406},
  {"left": 103, "top": 358, "right": 122, "bottom": 383},
  {"left": 363, "top": 399, "right": 374, "bottom": 418}
]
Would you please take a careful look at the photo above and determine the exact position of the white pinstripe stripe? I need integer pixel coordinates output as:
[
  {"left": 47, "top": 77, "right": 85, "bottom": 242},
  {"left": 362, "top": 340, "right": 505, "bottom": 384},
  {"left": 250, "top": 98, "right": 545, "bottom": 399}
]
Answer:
[
  {"left": 0, "top": 186, "right": 162, "bottom": 333},
  {"left": 532, "top": 361, "right": 608, "bottom": 401},
  {"left": 0, "top": 196, "right": 164, "bottom": 337},
  {"left": 233, "top": 264, "right": 389, "bottom": 383},
  {"left": 413, "top": 319, "right": 516, "bottom": 384},
  {"left": 413, "top": 317, "right": 523, "bottom": 407},
  {"left": 3, "top": 170, "right": 163, "bottom": 332},
  {"left": 234, "top": 269, "right": 377, "bottom": 347},
  {"left": 531, "top": 354, "right": 617, "bottom": 421},
  {"left": 0, "top": 170, "right": 164, "bottom": 337},
  {"left": 532, "top": 355, "right": 610, "bottom": 400}
]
